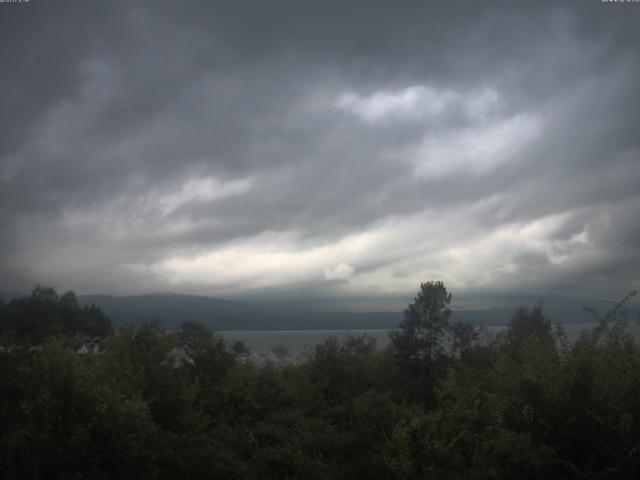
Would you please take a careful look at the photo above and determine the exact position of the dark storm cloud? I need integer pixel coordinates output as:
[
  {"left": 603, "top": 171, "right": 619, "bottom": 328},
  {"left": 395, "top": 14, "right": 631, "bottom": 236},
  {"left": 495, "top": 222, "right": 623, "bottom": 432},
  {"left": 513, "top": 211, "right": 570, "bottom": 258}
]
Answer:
[{"left": 1, "top": 0, "right": 638, "bottom": 297}]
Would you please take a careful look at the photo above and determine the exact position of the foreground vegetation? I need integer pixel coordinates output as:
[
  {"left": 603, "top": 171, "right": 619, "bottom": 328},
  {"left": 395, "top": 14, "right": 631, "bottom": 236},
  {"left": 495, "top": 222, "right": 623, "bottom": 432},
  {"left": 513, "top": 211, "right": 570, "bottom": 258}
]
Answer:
[{"left": 1, "top": 283, "right": 639, "bottom": 479}]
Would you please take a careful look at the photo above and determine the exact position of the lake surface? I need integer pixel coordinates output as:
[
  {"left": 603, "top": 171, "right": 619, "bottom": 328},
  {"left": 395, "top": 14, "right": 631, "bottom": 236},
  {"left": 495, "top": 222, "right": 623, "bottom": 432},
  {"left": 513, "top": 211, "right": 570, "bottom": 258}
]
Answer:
[
  {"left": 219, "top": 329, "right": 391, "bottom": 358},
  {"left": 219, "top": 322, "right": 640, "bottom": 360}
]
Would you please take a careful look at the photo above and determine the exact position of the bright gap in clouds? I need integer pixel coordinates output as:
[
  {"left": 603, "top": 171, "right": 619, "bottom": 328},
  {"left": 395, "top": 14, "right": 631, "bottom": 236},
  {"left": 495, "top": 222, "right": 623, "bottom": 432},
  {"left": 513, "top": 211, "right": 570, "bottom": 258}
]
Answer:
[
  {"left": 126, "top": 230, "right": 376, "bottom": 292},
  {"left": 62, "top": 174, "right": 253, "bottom": 239},
  {"left": 153, "top": 176, "right": 253, "bottom": 216},
  {"left": 335, "top": 84, "right": 542, "bottom": 178},
  {"left": 413, "top": 113, "right": 542, "bottom": 177},
  {"left": 335, "top": 85, "right": 500, "bottom": 123},
  {"left": 125, "top": 199, "right": 605, "bottom": 297}
]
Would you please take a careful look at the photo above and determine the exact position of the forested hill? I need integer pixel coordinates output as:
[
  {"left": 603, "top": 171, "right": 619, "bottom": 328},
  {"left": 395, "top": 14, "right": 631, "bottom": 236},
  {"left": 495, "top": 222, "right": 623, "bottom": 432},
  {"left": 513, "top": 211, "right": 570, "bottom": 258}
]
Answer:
[
  {"left": 2, "top": 290, "right": 637, "bottom": 330},
  {"left": 76, "top": 293, "right": 639, "bottom": 330}
]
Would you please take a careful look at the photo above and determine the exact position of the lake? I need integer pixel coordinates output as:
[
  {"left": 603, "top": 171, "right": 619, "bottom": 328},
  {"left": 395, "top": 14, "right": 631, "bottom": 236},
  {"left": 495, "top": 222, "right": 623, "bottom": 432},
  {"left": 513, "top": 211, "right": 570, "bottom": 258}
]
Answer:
[{"left": 219, "top": 322, "right": 640, "bottom": 360}]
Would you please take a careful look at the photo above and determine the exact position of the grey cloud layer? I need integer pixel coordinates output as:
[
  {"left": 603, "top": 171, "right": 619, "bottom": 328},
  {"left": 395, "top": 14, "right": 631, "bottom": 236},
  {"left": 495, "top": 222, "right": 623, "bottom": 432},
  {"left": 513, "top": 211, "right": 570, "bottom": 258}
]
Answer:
[{"left": 1, "top": 0, "right": 638, "bottom": 297}]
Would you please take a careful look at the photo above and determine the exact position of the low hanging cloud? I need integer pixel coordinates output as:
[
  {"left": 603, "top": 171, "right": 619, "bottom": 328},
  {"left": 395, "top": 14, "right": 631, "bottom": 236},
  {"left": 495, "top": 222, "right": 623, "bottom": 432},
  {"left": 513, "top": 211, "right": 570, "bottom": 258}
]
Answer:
[
  {"left": 324, "top": 264, "right": 355, "bottom": 282},
  {"left": 0, "top": 1, "right": 638, "bottom": 300}
]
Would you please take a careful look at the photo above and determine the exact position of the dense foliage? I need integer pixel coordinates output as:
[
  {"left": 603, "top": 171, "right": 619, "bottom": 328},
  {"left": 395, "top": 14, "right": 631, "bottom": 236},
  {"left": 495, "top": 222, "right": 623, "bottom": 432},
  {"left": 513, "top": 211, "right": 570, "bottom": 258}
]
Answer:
[
  {"left": 0, "top": 286, "right": 111, "bottom": 344},
  {"left": 1, "top": 283, "right": 639, "bottom": 479}
]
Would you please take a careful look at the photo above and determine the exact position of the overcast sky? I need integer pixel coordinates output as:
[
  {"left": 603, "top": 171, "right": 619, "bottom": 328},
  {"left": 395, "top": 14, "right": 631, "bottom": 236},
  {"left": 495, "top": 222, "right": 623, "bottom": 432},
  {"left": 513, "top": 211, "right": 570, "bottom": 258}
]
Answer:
[{"left": 1, "top": 0, "right": 639, "bottom": 301}]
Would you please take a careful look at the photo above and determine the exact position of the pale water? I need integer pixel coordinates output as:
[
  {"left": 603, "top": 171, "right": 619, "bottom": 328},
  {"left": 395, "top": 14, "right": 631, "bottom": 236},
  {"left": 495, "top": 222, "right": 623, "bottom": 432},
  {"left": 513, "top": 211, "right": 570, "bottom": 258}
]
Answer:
[{"left": 219, "top": 322, "right": 640, "bottom": 360}]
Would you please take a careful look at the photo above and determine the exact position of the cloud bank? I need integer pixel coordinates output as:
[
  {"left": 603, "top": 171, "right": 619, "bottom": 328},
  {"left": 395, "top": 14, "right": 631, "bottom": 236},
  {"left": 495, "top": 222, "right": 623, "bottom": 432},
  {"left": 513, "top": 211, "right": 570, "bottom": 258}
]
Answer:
[{"left": 1, "top": 0, "right": 638, "bottom": 300}]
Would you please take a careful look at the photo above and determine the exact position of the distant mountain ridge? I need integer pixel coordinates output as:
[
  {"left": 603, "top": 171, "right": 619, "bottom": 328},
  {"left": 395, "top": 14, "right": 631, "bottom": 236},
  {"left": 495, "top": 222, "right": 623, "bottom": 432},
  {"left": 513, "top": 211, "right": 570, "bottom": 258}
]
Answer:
[
  {"left": 3, "top": 289, "right": 637, "bottom": 331},
  {"left": 77, "top": 293, "right": 404, "bottom": 330},
  {"left": 78, "top": 293, "right": 638, "bottom": 331}
]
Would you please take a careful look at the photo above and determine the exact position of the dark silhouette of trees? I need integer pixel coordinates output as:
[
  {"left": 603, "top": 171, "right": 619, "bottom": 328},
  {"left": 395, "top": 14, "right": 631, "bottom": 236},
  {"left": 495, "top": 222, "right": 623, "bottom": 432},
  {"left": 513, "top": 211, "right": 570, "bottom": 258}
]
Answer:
[
  {"left": 389, "top": 281, "right": 452, "bottom": 404},
  {"left": 501, "top": 303, "right": 553, "bottom": 360},
  {"left": 0, "top": 286, "right": 111, "bottom": 343},
  {"left": 2, "top": 283, "right": 640, "bottom": 479}
]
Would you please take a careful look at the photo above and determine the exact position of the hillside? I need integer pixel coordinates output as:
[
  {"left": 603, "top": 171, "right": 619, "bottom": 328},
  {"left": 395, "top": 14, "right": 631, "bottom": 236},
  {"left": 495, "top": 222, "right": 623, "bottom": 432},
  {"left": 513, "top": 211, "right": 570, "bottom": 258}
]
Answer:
[
  {"left": 77, "top": 293, "right": 404, "bottom": 330},
  {"left": 76, "top": 293, "right": 637, "bottom": 331},
  {"left": 3, "top": 289, "right": 635, "bottom": 331}
]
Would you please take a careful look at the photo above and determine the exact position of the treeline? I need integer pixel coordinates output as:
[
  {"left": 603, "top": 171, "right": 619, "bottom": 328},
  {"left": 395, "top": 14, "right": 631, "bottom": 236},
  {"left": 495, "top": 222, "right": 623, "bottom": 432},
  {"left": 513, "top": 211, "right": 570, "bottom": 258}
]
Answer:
[
  {"left": 1, "top": 283, "right": 640, "bottom": 479},
  {"left": 0, "top": 286, "right": 111, "bottom": 343}
]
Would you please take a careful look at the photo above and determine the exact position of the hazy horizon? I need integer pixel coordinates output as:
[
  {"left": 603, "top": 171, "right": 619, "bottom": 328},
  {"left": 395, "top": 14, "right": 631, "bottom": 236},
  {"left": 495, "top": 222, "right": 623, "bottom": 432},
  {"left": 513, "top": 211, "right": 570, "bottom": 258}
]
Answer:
[{"left": 2, "top": 286, "right": 636, "bottom": 317}]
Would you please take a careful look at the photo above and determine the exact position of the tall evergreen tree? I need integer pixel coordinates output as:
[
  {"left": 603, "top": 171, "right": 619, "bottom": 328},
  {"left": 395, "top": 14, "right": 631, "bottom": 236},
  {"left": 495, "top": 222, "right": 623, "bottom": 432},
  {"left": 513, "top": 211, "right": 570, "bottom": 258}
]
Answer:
[{"left": 389, "top": 281, "right": 452, "bottom": 404}]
